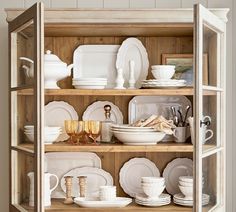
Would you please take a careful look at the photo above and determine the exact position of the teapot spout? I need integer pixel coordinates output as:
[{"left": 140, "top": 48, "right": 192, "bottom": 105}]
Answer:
[{"left": 67, "top": 64, "right": 74, "bottom": 77}]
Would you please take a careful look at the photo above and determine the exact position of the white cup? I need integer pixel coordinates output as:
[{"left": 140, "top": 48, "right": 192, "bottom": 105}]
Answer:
[
  {"left": 173, "top": 127, "right": 187, "bottom": 143},
  {"left": 99, "top": 186, "right": 116, "bottom": 201}
]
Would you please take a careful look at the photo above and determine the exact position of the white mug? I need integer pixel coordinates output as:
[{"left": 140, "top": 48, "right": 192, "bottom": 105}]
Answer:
[
  {"left": 202, "top": 127, "right": 213, "bottom": 144},
  {"left": 173, "top": 127, "right": 187, "bottom": 143}
]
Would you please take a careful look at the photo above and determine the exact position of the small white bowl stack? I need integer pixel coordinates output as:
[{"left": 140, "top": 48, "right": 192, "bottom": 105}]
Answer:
[
  {"left": 24, "top": 125, "right": 62, "bottom": 144},
  {"left": 72, "top": 78, "right": 107, "bottom": 89},
  {"left": 99, "top": 186, "right": 117, "bottom": 201},
  {"left": 135, "top": 177, "right": 171, "bottom": 207},
  {"left": 173, "top": 176, "right": 210, "bottom": 207}
]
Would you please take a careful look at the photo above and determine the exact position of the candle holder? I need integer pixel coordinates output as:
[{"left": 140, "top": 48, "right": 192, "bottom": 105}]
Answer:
[
  {"left": 63, "top": 176, "right": 74, "bottom": 204},
  {"left": 78, "top": 176, "right": 87, "bottom": 197}
]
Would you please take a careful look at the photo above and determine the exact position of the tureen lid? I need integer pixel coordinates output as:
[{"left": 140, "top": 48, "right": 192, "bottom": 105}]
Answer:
[{"left": 44, "top": 50, "right": 66, "bottom": 65}]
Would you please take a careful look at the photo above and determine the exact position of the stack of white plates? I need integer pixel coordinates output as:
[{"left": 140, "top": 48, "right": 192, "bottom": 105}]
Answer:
[
  {"left": 111, "top": 124, "right": 165, "bottom": 145},
  {"left": 135, "top": 193, "right": 171, "bottom": 207},
  {"left": 173, "top": 193, "right": 210, "bottom": 207},
  {"left": 141, "top": 79, "right": 186, "bottom": 89},
  {"left": 72, "top": 78, "right": 107, "bottom": 89}
]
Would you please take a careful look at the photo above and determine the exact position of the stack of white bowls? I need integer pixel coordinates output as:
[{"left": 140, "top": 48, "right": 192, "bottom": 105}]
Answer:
[
  {"left": 135, "top": 177, "right": 171, "bottom": 207},
  {"left": 24, "top": 125, "right": 62, "bottom": 144},
  {"left": 72, "top": 78, "right": 107, "bottom": 89},
  {"left": 99, "top": 186, "right": 117, "bottom": 201},
  {"left": 111, "top": 124, "right": 166, "bottom": 145}
]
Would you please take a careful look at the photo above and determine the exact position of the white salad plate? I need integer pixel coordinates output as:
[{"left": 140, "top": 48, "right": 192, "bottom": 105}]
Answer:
[
  {"left": 45, "top": 152, "right": 101, "bottom": 198},
  {"left": 142, "top": 84, "right": 186, "bottom": 89},
  {"left": 74, "top": 197, "right": 132, "bottom": 208},
  {"left": 61, "top": 167, "right": 113, "bottom": 197},
  {"left": 163, "top": 158, "right": 193, "bottom": 195},
  {"left": 135, "top": 193, "right": 171, "bottom": 202},
  {"left": 82, "top": 101, "right": 123, "bottom": 124},
  {"left": 119, "top": 158, "right": 160, "bottom": 197},
  {"left": 173, "top": 193, "right": 210, "bottom": 202},
  {"left": 116, "top": 38, "right": 149, "bottom": 88},
  {"left": 135, "top": 200, "right": 171, "bottom": 207},
  {"left": 73, "top": 45, "right": 120, "bottom": 88},
  {"left": 44, "top": 101, "right": 78, "bottom": 142}
]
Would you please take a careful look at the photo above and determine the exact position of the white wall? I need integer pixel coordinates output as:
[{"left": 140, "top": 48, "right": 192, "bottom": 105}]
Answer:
[{"left": 0, "top": 0, "right": 234, "bottom": 211}]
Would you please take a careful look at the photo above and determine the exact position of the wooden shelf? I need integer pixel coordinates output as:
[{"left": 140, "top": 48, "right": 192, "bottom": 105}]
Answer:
[
  {"left": 19, "top": 142, "right": 194, "bottom": 153},
  {"left": 17, "top": 88, "right": 216, "bottom": 96},
  {"left": 21, "top": 200, "right": 192, "bottom": 211}
]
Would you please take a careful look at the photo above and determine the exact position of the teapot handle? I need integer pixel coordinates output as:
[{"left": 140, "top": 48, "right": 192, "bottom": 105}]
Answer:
[
  {"left": 49, "top": 174, "right": 59, "bottom": 193},
  {"left": 19, "top": 57, "right": 34, "bottom": 64}
]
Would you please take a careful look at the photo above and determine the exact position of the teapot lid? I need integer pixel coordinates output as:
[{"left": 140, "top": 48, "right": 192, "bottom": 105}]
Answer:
[{"left": 44, "top": 50, "right": 65, "bottom": 64}]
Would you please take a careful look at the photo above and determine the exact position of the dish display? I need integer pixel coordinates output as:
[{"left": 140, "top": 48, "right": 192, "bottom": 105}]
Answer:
[
  {"left": 116, "top": 38, "right": 149, "bottom": 88},
  {"left": 82, "top": 101, "right": 123, "bottom": 124},
  {"left": 119, "top": 158, "right": 160, "bottom": 197},
  {"left": 73, "top": 45, "right": 120, "bottom": 88},
  {"left": 45, "top": 152, "right": 101, "bottom": 198},
  {"left": 163, "top": 158, "right": 193, "bottom": 195},
  {"left": 61, "top": 167, "right": 113, "bottom": 197},
  {"left": 44, "top": 101, "right": 78, "bottom": 142},
  {"left": 74, "top": 197, "right": 132, "bottom": 208}
]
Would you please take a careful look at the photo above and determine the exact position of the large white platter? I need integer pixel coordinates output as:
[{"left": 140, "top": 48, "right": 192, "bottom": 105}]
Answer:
[
  {"left": 45, "top": 152, "right": 101, "bottom": 198},
  {"left": 74, "top": 197, "right": 132, "bottom": 208},
  {"left": 44, "top": 101, "right": 78, "bottom": 142},
  {"left": 163, "top": 158, "right": 193, "bottom": 195},
  {"left": 61, "top": 167, "right": 113, "bottom": 197},
  {"left": 82, "top": 101, "right": 123, "bottom": 124},
  {"left": 119, "top": 158, "right": 160, "bottom": 197},
  {"left": 73, "top": 45, "right": 120, "bottom": 88},
  {"left": 116, "top": 38, "right": 149, "bottom": 88}
]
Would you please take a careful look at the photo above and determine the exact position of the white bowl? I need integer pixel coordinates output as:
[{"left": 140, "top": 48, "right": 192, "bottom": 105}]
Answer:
[
  {"left": 24, "top": 132, "right": 61, "bottom": 143},
  {"left": 142, "top": 185, "right": 165, "bottom": 198},
  {"left": 151, "top": 65, "right": 175, "bottom": 80},
  {"left": 179, "top": 185, "right": 193, "bottom": 198},
  {"left": 179, "top": 176, "right": 193, "bottom": 183},
  {"left": 141, "top": 177, "right": 165, "bottom": 183},
  {"left": 179, "top": 181, "right": 193, "bottom": 187},
  {"left": 112, "top": 131, "right": 165, "bottom": 145}
]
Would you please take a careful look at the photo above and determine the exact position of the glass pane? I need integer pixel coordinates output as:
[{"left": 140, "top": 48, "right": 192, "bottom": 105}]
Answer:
[
  {"left": 203, "top": 24, "right": 220, "bottom": 87},
  {"left": 11, "top": 90, "right": 35, "bottom": 149},
  {"left": 202, "top": 93, "right": 222, "bottom": 151},
  {"left": 11, "top": 20, "right": 35, "bottom": 88},
  {"left": 11, "top": 150, "right": 34, "bottom": 210},
  {"left": 202, "top": 152, "right": 222, "bottom": 211}
]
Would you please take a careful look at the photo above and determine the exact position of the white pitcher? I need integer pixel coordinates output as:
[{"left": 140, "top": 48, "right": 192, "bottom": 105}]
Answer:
[{"left": 28, "top": 172, "right": 59, "bottom": 207}]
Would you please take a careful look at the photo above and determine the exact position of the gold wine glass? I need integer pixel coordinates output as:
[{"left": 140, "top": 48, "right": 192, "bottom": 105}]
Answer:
[
  {"left": 75, "top": 121, "right": 85, "bottom": 144},
  {"left": 64, "top": 120, "right": 78, "bottom": 144},
  {"left": 88, "top": 120, "right": 101, "bottom": 145}
]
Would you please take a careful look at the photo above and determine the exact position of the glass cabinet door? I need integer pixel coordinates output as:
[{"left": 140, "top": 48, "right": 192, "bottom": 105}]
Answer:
[
  {"left": 9, "top": 3, "right": 44, "bottom": 211},
  {"left": 194, "top": 4, "right": 226, "bottom": 212}
]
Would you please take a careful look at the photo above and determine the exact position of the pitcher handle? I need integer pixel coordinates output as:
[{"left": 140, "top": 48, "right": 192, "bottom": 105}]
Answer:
[
  {"left": 204, "top": 129, "right": 213, "bottom": 142},
  {"left": 50, "top": 174, "right": 59, "bottom": 193}
]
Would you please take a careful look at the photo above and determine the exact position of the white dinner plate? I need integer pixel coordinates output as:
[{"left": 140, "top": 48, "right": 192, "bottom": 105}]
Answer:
[
  {"left": 82, "top": 101, "right": 123, "bottom": 124},
  {"left": 116, "top": 38, "right": 149, "bottom": 88},
  {"left": 74, "top": 197, "right": 132, "bottom": 208},
  {"left": 135, "top": 199, "right": 171, "bottom": 207},
  {"left": 45, "top": 152, "right": 101, "bottom": 198},
  {"left": 163, "top": 158, "right": 193, "bottom": 195},
  {"left": 174, "top": 193, "right": 210, "bottom": 202},
  {"left": 44, "top": 101, "right": 78, "bottom": 142},
  {"left": 135, "top": 193, "right": 171, "bottom": 202},
  {"left": 61, "top": 167, "right": 113, "bottom": 197},
  {"left": 119, "top": 158, "right": 160, "bottom": 197}
]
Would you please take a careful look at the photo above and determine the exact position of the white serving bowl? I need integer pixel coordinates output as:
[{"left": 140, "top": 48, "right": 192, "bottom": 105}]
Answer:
[
  {"left": 141, "top": 177, "right": 165, "bottom": 183},
  {"left": 142, "top": 185, "right": 165, "bottom": 198},
  {"left": 179, "top": 185, "right": 193, "bottom": 198},
  {"left": 24, "top": 132, "right": 61, "bottom": 143},
  {"left": 112, "top": 131, "right": 165, "bottom": 145},
  {"left": 151, "top": 65, "right": 175, "bottom": 80}
]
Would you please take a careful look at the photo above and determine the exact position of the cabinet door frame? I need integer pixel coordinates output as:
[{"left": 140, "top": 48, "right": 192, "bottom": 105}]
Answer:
[
  {"left": 194, "top": 3, "right": 226, "bottom": 212},
  {"left": 9, "top": 2, "right": 44, "bottom": 211}
]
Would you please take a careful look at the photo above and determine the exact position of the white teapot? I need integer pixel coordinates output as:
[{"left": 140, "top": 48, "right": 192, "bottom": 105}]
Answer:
[
  {"left": 28, "top": 172, "right": 59, "bottom": 207},
  {"left": 20, "top": 50, "right": 74, "bottom": 89}
]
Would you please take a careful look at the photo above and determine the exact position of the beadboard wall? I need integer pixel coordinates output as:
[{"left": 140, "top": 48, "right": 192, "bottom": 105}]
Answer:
[{"left": 0, "top": 0, "right": 234, "bottom": 211}]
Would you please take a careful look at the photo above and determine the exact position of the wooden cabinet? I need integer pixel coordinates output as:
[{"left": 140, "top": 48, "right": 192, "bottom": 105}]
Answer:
[{"left": 6, "top": 3, "right": 229, "bottom": 212}]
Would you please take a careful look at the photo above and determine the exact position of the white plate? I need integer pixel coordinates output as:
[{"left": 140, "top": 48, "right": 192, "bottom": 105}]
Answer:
[
  {"left": 135, "top": 199, "right": 171, "bottom": 207},
  {"left": 173, "top": 193, "right": 210, "bottom": 202},
  {"left": 163, "top": 158, "right": 193, "bottom": 195},
  {"left": 73, "top": 45, "right": 120, "bottom": 88},
  {"left": 74, "top": 197, "right": 132, "bottom": 208},
  {"left": 119, "top": 158, "right": 160, "bottom": 197},
  {"left": 82, "top": 101, "right": 123, "bottom": 124},
  {"left": 135, "top": 193, "right": 171, "bottom": 202},
  {"left": 61, "top": 167, "right": 113, "bottom": 197},
  {"left": 45, "top": 152, "right": 101, "bottom": 198},
  {"left": 73, "top": 78, "right": 107, "bottom": 81},
  {"left": 111, "top": 128, "right": 157, "bottom": 133},
  {"left": 116, "top": 38, "right": 149, "bottom": 88},
  {"left": 111, "top": 124, "right": 154, "bottom": 130},
  {"left": 44, "top": 101, "right": 78, "bottom": 142},
  {"left": 73, "top": 85, "right": 106, "bottom": 89},
  {"left": 142, "top": 85, "right": 186, "bottom": 89}
]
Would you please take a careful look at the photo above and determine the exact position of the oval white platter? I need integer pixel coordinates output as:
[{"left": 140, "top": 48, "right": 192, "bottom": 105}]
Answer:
[
  {"left": 44, "top": 101, "right": 78, "bottom": 142},
  {"left": 116, "top": 37, "right": 149, "bottom": 88},
  {"left": 82, "top": 101, "right": 123, "bottom": 124},
  {"left": 45, "top": 152, "right": 101, "bottom": 198},
  {"left": 61, "top": 167, "right": 113, "bottom": 197},
  {"left": 119, "top": 158, "right": 160, "bottom": 197},
  {"left": 74, "top": 197, "right": 132, "bottom": 208},
  {"left": 163, "top": 158, "right": 193, "bottom": 195}
]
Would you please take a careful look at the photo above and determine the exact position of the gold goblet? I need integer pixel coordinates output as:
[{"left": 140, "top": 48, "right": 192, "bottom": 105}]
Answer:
[
  {"left": 88, "top": 120, "right": 101, "bottom": 145},
  {"left": 75, "top": 121, "right": 85, "bottom": 144},
  {"left": 64, "top": 120, "right": 78, "bottom": 144}
]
